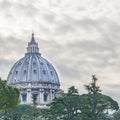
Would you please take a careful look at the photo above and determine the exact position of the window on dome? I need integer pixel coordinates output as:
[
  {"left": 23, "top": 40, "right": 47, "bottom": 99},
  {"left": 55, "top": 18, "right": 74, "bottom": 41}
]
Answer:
[
  {"left": 15, "top": 71, "right": 18, "bottom": 75},
  {"left": 43, "top": 70, "right": 46, "bottom": 75},
  {"left": 18, "top": 62, "right": 22, "bottom": 65},
  {"left": 24, "top": 70, "right": 27, "bottom": 74},
  {"left": 40, "top": 62, "right": 43, "bottom": 65},
  {"left": 33, "top": 70, "right": 37, "bottom": 74},
  {"left": 52, "top": 80, "right": 54, "bottom": 82},
  {"left": 22, "top": 94, "right": 27, "bottom": 102},
  {"left": 33, "top": 62, "right": 36, "bottom": 65},
  {"left": 51, "top": 71, "right": 53, "bottom": 76}
]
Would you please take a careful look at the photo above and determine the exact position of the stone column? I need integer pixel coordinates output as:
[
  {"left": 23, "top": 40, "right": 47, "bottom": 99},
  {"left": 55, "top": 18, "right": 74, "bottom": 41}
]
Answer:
[
  {"left": 52, "top": 90, "right": 55, "bottom": 100},
  {"left": 49, "top": 89, "right": 54, "bottom": 102},
  {"left": 27, "top": 89, "right": 31, "bottom": 104},
  {"left": 20, "top": 93, "right": 23, "bottom": 104},
  {"left": 39, "top": 89, "right": 44, "bottom": 105}
]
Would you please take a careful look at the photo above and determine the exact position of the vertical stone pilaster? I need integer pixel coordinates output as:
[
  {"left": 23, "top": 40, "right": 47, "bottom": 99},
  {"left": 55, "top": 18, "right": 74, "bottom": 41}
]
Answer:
[
  {"left": 49, "top": 89, "right": 54, "bottom": 102},
  {"left": 39, "top": 89, "right": 44, "bottom": 105},
  {"left": 39, "top": 89, "right": 41, "bottom": 104},
  {"left": 27, "top": 89, "right": 31, "bottom": 104},
  {"left": 20, "top": 93, "right": 23, "bottom": 104},
  {"left": 52, "top": 90, "right": 55, "bottom": 100}
]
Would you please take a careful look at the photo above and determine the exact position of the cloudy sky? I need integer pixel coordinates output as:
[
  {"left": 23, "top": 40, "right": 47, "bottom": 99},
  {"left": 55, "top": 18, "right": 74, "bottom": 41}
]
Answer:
[{"left": 0, "top": 0, "right": 120, "bottom": 104}]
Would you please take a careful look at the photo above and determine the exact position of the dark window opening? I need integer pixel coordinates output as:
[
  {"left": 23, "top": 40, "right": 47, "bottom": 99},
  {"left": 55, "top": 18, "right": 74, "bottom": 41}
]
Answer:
[
  {"left": 22, "top": 94, "right": 27, "bottom": 102},
  {"left": 24, "top": 70, "right": 27, "bottom": 74},
  {"left": 14, "top": 79, "right": 16, "bottom": 82},
  {"left": 51, "top": 71, "right": 53, "bottom": 75},
  {"left": 44, "top": 94, "right": 48, "bottom": 102},
  {"left": 43, "top": 70, "right": 46, "bottom": 75},
  {"left": 33, "top": 70, "right": 37, "bottom": 74},
  {"left": 40, "top": 62, "right": 43, "bottom": 65},
  {"left": 16, "top": 71, "right": 18, "bottom": 74},
  {"left": 33, "top": 62, "right": 36, "bottom": 65}
]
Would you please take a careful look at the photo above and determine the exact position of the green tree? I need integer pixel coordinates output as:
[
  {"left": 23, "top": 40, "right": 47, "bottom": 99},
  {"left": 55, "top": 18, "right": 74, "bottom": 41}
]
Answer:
[
  {"left": 41, "top": 86, "right": 81, "bottom": 120},
  {"left": 98, "top": 113, "right": 112, "bottom": 120},
  {"left": 0, "top": 78, "right": 19, "bottom": 119},
  {"left": 112, "top": 110, "right": 120, "bottom": 120},
  {"left": 80, "top": 75, "right": 119, "bottom": 120},
  {"left": 41, "top": 76, "right": 119, "bottom": 120},
  {"left": 21, "top": 95, "right": 41, "bottom": 120},
  {"left": 0, "top": 105, "right": 32, "bottom": 120},
  {"left": 21, "top": 107, "right": 41, "bottom": 120},
  {"left": 32, "top": 95, "right": 37, "bottom": 120}
]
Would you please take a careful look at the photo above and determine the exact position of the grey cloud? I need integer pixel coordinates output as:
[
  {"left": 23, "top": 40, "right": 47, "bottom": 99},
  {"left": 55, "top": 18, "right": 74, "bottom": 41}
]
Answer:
[
  {"left": 42, "top": 12, "right": 57, "bottom": 23},
  {"left": 0, "top": 0, "right": 39, "bottom": 19},
  {"left": 104, "top": 90, "right": 120, "bottom": 105},
  {"left": 39, "top": 39, "right": 116, "bottom": 83},
  {"left": 0, "top": 0, "right": 12, "bottom": 10},
  {"left": 0, "top": 58, "right": 15, "bottom": 80},
  {"left": 15, "top": 4, "right": 39, "bottom": 17},
  {"left": 0, "top": 36, "right": 26, "bottom": 57},
  {"left": 104, "top": 84, "right": 120, "bottom": 90},
  {"left": 55, "top": 23, "right": 75, "bottom": 35},
  {"left": 0, "top": 58, "right": 14, "bottom": 65}
]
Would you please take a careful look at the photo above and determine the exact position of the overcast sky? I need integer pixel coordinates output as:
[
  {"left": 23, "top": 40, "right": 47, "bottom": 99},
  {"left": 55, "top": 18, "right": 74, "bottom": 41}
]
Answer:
[{"left": 0, "top": 0, "right": 120, "bottom": 104}]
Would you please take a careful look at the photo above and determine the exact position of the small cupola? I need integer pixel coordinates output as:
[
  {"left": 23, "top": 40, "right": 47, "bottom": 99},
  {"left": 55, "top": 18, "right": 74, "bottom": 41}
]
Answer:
[{"left": 26, "top": 33, "right": 40, "bottom": 54}]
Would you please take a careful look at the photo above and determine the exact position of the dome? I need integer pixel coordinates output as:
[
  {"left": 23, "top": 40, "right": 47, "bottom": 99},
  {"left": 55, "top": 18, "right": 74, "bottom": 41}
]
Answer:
[{"left": 7, "top": 33, "right": 60, "bottom": 86}]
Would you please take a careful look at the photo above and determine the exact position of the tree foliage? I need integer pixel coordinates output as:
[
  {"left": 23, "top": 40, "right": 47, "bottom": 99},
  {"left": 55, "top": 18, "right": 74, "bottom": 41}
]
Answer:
[
  {"left": 0, "top": 78, "right": 19, "bottom": 111},
  {"left": 21, "top": 95, "right": 41, "bottom": 120},
  {"left": 41, "top": 86, "right": 81, "bottom": 120},
  {"left": 0, "top": 76, "right": 119, "bottom": 120},
  {"left": 41, "top": 75, "right": 119, "bottom": 120},
  {"left": 0, "top": 105, "right": 32, "bottom": 120},
  {"left": 80, "top": 75, "right": 119, "bottom": 120},
  {"left": 0, "top": 78, "right": 20, "bottom": 120},
  {"left": 112, "top": 110, "right": 120, "bottom": 120},
  {"left": 21, "top": 106, "right": 41, "bottom": 120},
  {"left": 80, "top": 93, "right": 118, "bottom": 120}
]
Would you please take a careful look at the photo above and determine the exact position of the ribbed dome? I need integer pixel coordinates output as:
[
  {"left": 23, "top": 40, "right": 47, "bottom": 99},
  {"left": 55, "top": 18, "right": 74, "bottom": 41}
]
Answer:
[{"left": 7, "top": 34, "right": 60, "bottom": 85}]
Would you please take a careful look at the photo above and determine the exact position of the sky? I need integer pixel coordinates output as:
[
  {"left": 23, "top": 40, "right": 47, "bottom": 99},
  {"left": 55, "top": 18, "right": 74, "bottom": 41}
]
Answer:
[{"left": 0, "top": 0, "right": 120, "bottom": 104}]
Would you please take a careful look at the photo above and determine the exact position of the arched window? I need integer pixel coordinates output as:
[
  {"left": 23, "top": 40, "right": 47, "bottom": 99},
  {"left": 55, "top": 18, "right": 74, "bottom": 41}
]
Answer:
[
  {"left": 44, "top": 93, "right": 48, "bottom": 102},
  {"left": 22, "top": 94, "right": 27, "bottom": 102}
]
